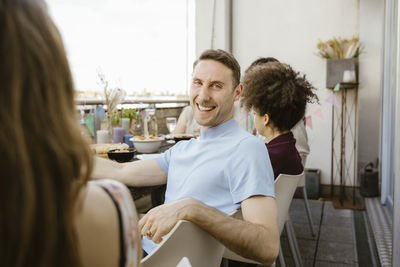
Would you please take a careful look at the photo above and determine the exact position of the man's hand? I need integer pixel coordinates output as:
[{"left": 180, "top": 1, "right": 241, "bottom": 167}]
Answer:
[
  {"left": 138, "top": 196, "right": 279, "bottom": 265},
  {"left": 138, "top": 198, "right": 196, "bottom": 243}
]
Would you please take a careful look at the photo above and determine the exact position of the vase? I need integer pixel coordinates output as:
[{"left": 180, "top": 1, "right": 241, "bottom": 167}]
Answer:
[{"left": 103, "top": 112, "right": 113, "bottom": 142}]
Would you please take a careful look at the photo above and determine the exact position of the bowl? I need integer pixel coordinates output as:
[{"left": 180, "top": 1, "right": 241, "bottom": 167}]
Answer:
[
  {"left": 130, "top": 137, "right": 163, "bottom": 153},
  {"left": 166, "top": 134, "right": 194, "bottom": 143},
  {"left": 107, "top": 148, "right": 136, "bottom": 163}
]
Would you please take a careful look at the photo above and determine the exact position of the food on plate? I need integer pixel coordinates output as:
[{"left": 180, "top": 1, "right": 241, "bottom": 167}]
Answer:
[
  {"left": 166, "top": 134, "right": 194, "bottom": 142},
  {"left": 112, "top": 149, "right": 131, "bottom": 153},
  {"left": 132, "top": 135, "right": 163, "bottom": 141},
  {"left": 89, "top": 143, "right": 129, "bottom": 156},
  {"left": 107, "top": 147, "right": 136, "bottom": 162}
]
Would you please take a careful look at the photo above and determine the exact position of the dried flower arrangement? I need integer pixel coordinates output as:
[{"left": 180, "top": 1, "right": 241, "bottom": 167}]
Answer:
[
  {"left": 316, "top": 37, "right": 363, "bottom": 59},
  {"left": 98, "top": 71, "right": 126, "bottom": 112},
  {"left": 97, "top": 70, "right": 126, "bottom": 138}
]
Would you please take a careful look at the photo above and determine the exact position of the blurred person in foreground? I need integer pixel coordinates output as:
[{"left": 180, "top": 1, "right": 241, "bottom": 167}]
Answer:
[
  {"left": 93, "top": 49, "right": 280, "bottom": 265},
  {"left": 241, "top": 61, "right": 319, "bottom": 178},
  {"left": 0, "top": 0, "right": 141, "bottom": 266}
]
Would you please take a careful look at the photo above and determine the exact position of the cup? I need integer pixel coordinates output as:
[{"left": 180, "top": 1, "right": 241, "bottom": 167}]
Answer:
[
  {"left": 121, "top": 118, "right": 130, "bottom": 134},
  {"left": 123, "top": 134, "right": 134, "bottom": 148},
  {"left": 342, "top": 70, "right": 356, "bottom": 83},
  {"left": 96, "top": 130, "right": 109, "bottom": 144},
  {"left": 113, "top": 127, "right": 125, "bottom": 143},
  {"left": 166, "top": 117, "right": 177, "bottom": 133}
]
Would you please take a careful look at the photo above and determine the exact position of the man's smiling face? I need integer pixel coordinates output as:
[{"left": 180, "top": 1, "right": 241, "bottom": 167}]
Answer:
[{"left": 190, "top": 59, "right": 241, "bottom": 130}]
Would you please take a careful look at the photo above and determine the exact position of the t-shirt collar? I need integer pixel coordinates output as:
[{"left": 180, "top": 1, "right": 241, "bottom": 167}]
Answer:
[{"left": 200, "top": 118, "right": 237, "bottom": 140}]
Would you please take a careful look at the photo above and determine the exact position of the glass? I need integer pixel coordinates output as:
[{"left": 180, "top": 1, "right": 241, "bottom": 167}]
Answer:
[
  {"left": 166, "top": 117, "right": 177, "bottom": 133},
  {"left": 144, "top": 106, "right": 158, "bottom": 137}
]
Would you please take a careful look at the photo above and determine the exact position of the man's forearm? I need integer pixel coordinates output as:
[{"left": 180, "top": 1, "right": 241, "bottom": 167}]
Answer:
[
  {"left": 181, "top": 200, "right": 279, "bottom": 266},
  {"left": 91, "top": 156, "right": 167, "bottom": 187}
]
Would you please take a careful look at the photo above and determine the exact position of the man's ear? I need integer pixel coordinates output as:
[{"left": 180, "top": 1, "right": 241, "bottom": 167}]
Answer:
[
  {"left": 264, "top": 113, "right": 270, "bottom": 126},
  {"left": 234, "top": 83, "right": 243, "bottom": 101}
]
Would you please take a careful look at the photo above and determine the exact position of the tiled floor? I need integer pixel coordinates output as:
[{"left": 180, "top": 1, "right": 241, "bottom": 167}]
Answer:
[{"left": 279, "top": 198, "right": 359, "bottom": 267}]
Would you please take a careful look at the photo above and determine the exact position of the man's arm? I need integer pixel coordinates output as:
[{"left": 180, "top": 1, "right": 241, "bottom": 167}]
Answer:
[
  {"left": 91, "top": 157, "right": 167, "bottom": 187},
  {"left": 139, "top": 195, "right": 280, "bottom": 266}
]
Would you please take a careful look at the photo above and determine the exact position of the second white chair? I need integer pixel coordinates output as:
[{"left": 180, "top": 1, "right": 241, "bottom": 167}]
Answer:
[
  {"left": 221, "top": 172, "right": 304, "bottom": 267},
  {"left": 141, "top": 219, "right": 224, "bottom": 267}
]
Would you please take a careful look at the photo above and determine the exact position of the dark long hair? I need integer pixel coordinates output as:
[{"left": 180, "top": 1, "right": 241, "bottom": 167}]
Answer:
[{"left": 0, "top": 0, "right": 93, "bottom": 266}]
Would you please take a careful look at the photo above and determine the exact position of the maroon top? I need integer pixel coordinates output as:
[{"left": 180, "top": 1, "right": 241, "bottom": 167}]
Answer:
[{"left": 266, "top": 132, "right": 303, "bottom": 179}]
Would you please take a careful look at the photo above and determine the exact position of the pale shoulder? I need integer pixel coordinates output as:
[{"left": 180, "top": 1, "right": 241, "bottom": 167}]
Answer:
[
  {"left": 75, "top": 183, "right": 120, "bottom": 267},
  {"left": 78, "top": 182, "right": 120, "bottom": 220}
]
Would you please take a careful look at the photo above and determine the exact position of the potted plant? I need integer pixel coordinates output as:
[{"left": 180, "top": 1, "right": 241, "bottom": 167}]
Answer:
[
  {"left": 316, "top": 37, "right": 363, "bottom": 88},
  {"left": 111, "top": 108, "right": 142, "bottom": 134}
]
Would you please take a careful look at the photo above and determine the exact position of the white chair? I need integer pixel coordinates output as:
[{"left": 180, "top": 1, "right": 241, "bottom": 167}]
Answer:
[
  {"left": 221, "top": 173, "right": 304, "bottom": 267},
  {"left": 176, "top": 257, "right": 192, "bottom": 267},
  {"left": 141, "top": 220, "right": 224, "bottom": 267}
]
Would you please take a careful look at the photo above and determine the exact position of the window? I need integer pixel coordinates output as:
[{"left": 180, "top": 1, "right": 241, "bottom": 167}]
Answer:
[{"left": 46, "top": 0, "right": 195, "bottom": 98}]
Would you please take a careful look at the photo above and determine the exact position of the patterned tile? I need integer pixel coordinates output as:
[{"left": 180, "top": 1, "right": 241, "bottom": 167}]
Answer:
[
  {"left": 319, "top": 225, "right": 354, "bottom": 243},
  {"left": 314, "top": 260, "right": 357, "bottom": 267},
  {"left": 315, "top": 240, "right": 357, "bottom": 264}
]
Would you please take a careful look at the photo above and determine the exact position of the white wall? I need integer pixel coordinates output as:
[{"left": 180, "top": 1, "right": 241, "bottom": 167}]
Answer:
[
  {"left": 195, "top": 0, "right": 383, "bottom": 185},
  {"left": 359, "top": 0, "right": 384, "bottom": 170},
  {"left": 195, "top": 0, "right": 231, "bottom": 54}
]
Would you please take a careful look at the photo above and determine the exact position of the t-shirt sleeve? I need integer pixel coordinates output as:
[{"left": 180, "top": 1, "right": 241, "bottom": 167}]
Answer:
[
  {"left": 156, "top": 147, "right": 173, "bottom": 173},
  {"left": 227, "top": 136, "right": 275, "bottom": 204}
]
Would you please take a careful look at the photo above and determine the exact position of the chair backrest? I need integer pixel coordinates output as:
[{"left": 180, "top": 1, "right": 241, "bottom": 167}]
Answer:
[
  {"left": 176, "top": 257, "right": 192, "bottom": 267},
  {"left": 222, "top": 172, "right": 304, "bottom": 263},
  {"left": 275, "top": 172, "right": 304, "bottom": 234},
  {"left": 141, "top": 220, "right": 224, "bottom": 267}
]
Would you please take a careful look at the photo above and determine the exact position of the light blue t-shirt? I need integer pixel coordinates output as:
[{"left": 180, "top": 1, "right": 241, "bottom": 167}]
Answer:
[{"left": 142, "top": 118, "right": 275, "bottom": 253}]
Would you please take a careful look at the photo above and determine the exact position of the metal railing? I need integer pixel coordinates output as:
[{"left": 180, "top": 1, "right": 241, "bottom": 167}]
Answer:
[{"left": 75, "top": 97, "right": 190, "bottom": 106}]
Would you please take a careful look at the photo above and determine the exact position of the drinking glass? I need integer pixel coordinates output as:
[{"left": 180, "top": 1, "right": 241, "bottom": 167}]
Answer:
[{"left": 166, "top": 117, "right": 177, "bottom": 133}]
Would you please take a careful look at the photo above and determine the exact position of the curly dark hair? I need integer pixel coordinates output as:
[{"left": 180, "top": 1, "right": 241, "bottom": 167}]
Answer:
[{"left": 241, "top": 62, "right": 319, "bottom": 132}]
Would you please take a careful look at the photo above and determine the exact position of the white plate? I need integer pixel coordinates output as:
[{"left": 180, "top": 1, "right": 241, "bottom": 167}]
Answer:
[{"left": 136, "top": 154, "right": 161, "bottom": 160}]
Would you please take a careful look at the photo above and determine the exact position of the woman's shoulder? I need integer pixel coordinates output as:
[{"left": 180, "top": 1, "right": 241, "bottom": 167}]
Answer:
[
  {"left": 75, "top": 181, "right": 121, "bottom": 267},
  {"left": 84, "top": 180, "right": 142, "bottom": 267},
  {"left": 90, "top": 180, "right": 139, "bottom": 226}
]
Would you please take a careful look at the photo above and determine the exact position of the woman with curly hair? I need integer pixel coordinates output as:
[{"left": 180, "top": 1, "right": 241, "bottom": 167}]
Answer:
[
  {"left": 0, "top": 0, "right": 141, "bottom": 266},
  {"left": 241, "top": 62, "right": 318, "bottom": 178}
]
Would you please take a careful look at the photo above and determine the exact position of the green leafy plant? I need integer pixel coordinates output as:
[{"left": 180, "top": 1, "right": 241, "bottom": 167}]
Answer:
[{"left": 112, "top": 108, "right": 141, "bottom": 125}]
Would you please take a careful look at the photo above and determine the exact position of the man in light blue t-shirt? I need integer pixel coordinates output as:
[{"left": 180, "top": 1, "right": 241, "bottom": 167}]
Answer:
[{"left": 93, "top": 49, "right": 279, "bottom": 265}]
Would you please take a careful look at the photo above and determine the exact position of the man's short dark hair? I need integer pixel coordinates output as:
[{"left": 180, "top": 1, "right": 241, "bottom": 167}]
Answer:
[
  {"left": 241, "top": 62, "right": 319, "bottom": 132},
  {"left": 193, "top": 49, "right": 241, "bottom": 89}
]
